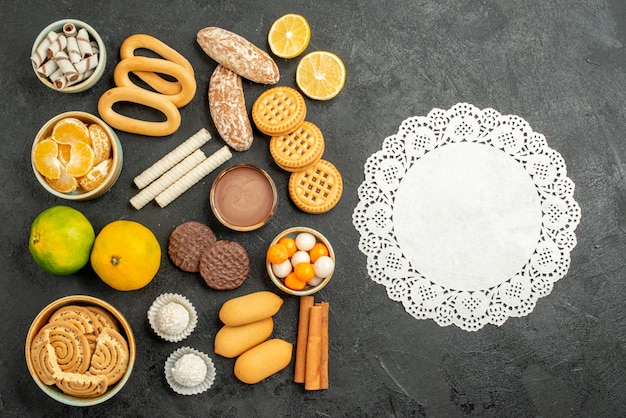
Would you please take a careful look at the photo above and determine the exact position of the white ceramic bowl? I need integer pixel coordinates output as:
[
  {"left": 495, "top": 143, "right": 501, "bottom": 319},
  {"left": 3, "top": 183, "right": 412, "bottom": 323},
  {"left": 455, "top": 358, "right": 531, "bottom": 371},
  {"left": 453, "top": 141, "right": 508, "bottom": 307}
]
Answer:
[
  {"left": 267, "top": 227, "right": 335, "bottom": 296},
  {"left": 31, "top": 19, "right": 106, "bottom": 93},
  {"left": 25, "top": 295, "right": 136, "bottom": 406},
  {"left": 31, "top": 111, "right": 123, "bottom": 200}
]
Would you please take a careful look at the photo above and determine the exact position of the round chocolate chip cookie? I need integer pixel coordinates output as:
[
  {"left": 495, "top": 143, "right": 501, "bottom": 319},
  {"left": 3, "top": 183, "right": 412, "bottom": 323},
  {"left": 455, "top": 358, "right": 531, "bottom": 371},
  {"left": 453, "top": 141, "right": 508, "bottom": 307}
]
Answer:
[{"left": 199, "top": 240, "right": 249, "bottom": 290}]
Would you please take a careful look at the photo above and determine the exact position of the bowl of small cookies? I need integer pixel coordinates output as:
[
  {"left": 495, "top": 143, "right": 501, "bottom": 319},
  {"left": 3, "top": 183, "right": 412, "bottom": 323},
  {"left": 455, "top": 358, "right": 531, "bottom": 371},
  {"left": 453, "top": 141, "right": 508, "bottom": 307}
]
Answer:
[
  {"left": 25, "top": 295, "right": 136, "bottom": 406},
  {"left": 31, "top": 111, "right": 123, "bottom": 200},
  {"left": 31, "top": 19, "right": 106, "bottom": 93},
  {"left": 266, "top": 227, "right": 335, "bottom": 296}
]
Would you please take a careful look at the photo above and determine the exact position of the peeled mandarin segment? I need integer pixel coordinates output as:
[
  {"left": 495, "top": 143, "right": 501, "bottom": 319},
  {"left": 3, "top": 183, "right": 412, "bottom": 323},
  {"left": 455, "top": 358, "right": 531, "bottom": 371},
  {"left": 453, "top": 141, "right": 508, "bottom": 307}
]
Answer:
[
  {"left": 51, "top": 117, "right": 92, "bottom": 146},
  {"left": 296, "top": 51, "right": 346, "bottom": 101},
  {"left": 46, "top": 167, "right": 78, "bottom": 193},
  {"left": 268, "top": 14, "right": 311, "bottom": 59},
  {"left": 88, "top": 124, "right": 112, "bottom": 165},
  {"left": 33, "top": 138, "right": 62, "bottom": 179},
  {"left": 57, "top": 143, "right": 72, "bottom": 166},
  {"left": 65, "top": 142, "right": 95, "bottom": 177},
  {"left": 79, "top": 158, "right": 112, "bottom": 192}
]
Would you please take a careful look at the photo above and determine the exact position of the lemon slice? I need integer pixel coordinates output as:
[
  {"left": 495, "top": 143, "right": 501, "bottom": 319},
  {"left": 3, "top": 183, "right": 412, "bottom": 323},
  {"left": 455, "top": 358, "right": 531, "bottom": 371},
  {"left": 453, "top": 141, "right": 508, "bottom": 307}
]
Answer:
[
  {"left": 296, "top": 51, "right": 346, "bottom": 101},
  {"left": 268, "top": 14, "right": 311, "bottom": 59}
]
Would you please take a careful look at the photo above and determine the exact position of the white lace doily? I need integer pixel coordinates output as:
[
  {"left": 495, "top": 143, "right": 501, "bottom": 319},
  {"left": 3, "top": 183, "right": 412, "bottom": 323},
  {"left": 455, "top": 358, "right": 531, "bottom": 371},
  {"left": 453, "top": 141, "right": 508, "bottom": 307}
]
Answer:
[{"left": 352, "top": 103, "right": 581, "bottom": 331}]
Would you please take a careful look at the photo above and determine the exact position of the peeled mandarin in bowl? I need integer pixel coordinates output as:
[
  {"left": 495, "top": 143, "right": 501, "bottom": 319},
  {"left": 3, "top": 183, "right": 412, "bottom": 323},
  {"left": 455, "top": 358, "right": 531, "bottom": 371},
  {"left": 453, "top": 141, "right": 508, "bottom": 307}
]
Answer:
[{"left": 31, "top": 111, "right": 123, "bottom": 200}]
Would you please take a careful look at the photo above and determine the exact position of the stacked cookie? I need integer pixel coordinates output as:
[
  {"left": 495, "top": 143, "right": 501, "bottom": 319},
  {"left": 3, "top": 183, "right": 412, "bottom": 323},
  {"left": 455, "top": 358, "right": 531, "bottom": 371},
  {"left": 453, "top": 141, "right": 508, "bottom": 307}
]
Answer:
[
  {"left": 168, "top": 221, "right": 249, "bottom": 290},
  {"left": 28, "top": 304, "right": 130, "bottom": 398},
  {"left": 252, "top": 86, "right": 343, "bottom": 214}
]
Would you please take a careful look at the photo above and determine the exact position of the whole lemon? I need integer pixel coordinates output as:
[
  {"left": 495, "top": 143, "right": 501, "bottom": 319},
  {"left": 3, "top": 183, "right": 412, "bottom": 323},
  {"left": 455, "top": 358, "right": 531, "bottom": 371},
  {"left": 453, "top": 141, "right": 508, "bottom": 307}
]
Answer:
[
  {"left": 90, "top": 220, "right": 161, "bottom": 291},
  {"left": 29, "top": 205, "right": 96, "bottom": 275}
]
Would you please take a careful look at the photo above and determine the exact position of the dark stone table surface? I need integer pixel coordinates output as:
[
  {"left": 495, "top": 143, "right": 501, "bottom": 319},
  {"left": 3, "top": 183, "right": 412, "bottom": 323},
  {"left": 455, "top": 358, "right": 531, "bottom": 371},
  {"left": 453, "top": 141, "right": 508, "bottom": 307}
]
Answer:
[{"left": 1, "top": 1, "right": 624, "bottom": 416}]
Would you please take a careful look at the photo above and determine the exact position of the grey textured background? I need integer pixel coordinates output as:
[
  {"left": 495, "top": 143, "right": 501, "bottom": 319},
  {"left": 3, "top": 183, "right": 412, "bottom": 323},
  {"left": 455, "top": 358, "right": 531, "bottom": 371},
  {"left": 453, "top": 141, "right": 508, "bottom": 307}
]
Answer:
[{"left": 1, "top": 0, "right": 624, "bottom": 416}]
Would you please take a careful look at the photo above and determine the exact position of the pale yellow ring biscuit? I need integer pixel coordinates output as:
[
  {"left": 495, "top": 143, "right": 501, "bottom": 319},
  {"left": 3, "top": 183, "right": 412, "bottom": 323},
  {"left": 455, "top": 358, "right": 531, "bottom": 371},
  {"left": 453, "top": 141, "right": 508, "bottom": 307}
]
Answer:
[
  {"left": 119, "top": 34, "right": 195, "bottom": 95},
  {"left": 113, "top": 56, "right": 196, "bottom": 108},
  {"left": 98, "top": 86, "right": 181, "bottom": 137}
]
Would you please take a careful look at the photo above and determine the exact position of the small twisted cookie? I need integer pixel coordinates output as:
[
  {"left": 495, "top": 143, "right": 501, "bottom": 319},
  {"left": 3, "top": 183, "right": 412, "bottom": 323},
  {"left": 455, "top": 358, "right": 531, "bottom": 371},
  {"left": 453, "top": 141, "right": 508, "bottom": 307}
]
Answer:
[
  {"left": 40, "top": 322, "right": 91, "bottom": 374},
  {"left": 88, "top": 328, "right": 130, "bottom": 385},
  {"left": 54, "top": 371, "right": 109, "bottom": 398},
  {"left": 30, "top": 331, "right": 61, "bottom": 385}
]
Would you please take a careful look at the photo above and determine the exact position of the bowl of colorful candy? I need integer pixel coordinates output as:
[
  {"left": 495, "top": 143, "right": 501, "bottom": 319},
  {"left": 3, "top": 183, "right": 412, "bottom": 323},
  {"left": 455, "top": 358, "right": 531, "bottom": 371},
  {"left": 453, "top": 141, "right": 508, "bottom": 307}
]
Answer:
[{"left": 266, "top": 227, "right": 335, "bottom": 296}]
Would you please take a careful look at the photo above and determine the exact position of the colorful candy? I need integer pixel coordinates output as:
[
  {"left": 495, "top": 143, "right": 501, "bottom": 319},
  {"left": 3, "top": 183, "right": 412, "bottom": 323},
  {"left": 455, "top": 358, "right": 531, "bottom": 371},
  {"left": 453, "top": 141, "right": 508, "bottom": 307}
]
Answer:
[{"left": 267, "top": 232, "right": 335, "bottom": 290}]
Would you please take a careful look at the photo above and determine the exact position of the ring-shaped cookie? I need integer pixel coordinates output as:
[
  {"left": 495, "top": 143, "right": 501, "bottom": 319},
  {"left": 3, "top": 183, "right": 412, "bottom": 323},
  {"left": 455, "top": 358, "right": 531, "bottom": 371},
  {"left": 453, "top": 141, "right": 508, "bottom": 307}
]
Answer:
[
  {"left": 98, "top": 86, "right": 181, "bottom": 137},
  {"left": 120, "top": 34, "right": 195, "bottom": 96},
  {"left": 114, "top": 56, "right": 196, "bottom": 108}
]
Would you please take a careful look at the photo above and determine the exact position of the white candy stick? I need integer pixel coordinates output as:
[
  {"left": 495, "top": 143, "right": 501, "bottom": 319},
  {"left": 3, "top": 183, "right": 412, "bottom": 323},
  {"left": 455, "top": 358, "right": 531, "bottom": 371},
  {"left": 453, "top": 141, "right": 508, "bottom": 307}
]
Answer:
[
  {"left": 46, "top": 34, "right": 67, "bottom": 59},
  {"left": 76, "top": 28, "right": 93, "bottom": 57},
  {"left": 74, "top": 53, "right": 99, "bottom": 74},
  {"left": 130, "top": 149, "right": 206, "bottom": 210},
  {"left": 54, "top": 50, "right": 78, "bottom": 82},
  {"left": 67, "top": 69, "right": 94, "bottom": 87},
  {"left": 155, "top": 146, "right": 232, "bottom": 208},
  {"left": 49, "top": 67, "right": 67, "bottom": 89},
  {"left": 66, "top": 36, "right": 82, "bottom": 63},
  {"left": 134, "top": 128, "right": 211, "bottom": 189},
  {"left": 90, "top": 40, "right": 99, "bottom": 55},
  {"left": 62, "top": 22, "right": 77, "bottom": 37},
  {"left": 37, "top": 59, "right": 59, "bottom": 77},
  {"left": 31, "top": 30, "right": 58, "bottom": 68}
]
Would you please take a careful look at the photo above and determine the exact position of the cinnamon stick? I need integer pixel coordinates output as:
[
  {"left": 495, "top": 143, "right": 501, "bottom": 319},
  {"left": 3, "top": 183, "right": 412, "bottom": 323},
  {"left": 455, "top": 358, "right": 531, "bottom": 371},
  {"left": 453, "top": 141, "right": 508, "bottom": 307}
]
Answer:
[
  {"left": 319, "top": 302, "right": 329, "bottom": 389},
  {"left": 294, "top": 295, "right": 314, "bottom": 383},
  {"left": 304, "top": 305, "right": 322, "bottom": 390}
]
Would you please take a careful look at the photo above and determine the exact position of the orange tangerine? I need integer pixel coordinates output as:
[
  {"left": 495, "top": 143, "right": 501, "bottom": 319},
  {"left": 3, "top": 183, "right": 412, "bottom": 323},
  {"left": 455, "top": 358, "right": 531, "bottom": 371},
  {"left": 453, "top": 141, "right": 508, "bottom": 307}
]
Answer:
[
  {"left": 46, "top": 168, "right": 78, "bottom": 193},
  {"left": 52, "top": 117, "right": 91, "bottom": 146},
  {"left": 309, "top": 242, "right": 329, "bottom": 262},
  {"left": 294, "top": 262, "right": 315, "bottom": 282},
  {"left": 79, "top": 158, "right": 112, "bottom": 192},
  {"left": 65, "top": 142, "right": 95, "bottom": 177},
  {"left": 33, "top": 138, "right": 62, "bottom": 179},
  {"left": 90, "top": 220, "right": 161, "bottom": 291},
  {"left": 88, "top": 124, "right": 112, "bottom": 165},
  {"left": 277, "top": 237, "right": 297, "bottom": 257},
  {"left": 284, "top": 271, "right": 307, "bottom": 290},
  {"left": 267, "top": 243, "right": 289, "bottom": 264}
]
